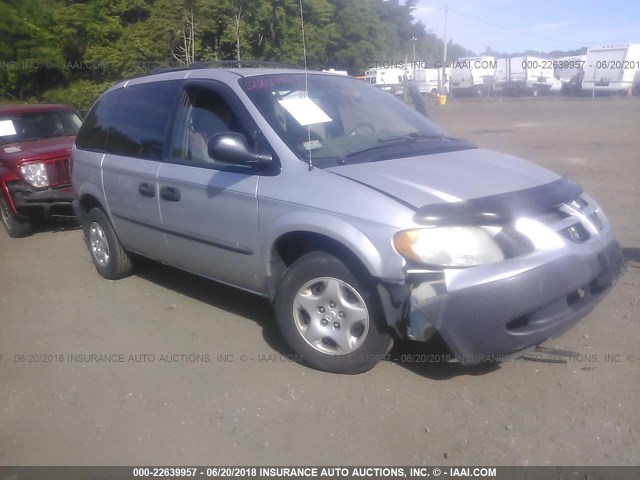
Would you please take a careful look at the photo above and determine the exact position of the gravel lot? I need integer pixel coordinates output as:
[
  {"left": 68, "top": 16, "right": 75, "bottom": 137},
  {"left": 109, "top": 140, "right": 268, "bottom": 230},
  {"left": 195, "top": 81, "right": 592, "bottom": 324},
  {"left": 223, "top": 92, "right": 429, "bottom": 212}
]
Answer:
[{"left": 0, "top": 96, "right": 638, "bottom": 466}]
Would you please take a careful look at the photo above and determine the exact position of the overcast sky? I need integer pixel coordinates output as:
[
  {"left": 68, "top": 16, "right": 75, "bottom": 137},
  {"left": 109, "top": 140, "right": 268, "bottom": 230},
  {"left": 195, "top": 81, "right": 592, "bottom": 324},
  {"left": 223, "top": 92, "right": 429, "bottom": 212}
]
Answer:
[{"left": 412, "top": 0, "right": 640, "bottom": 54}]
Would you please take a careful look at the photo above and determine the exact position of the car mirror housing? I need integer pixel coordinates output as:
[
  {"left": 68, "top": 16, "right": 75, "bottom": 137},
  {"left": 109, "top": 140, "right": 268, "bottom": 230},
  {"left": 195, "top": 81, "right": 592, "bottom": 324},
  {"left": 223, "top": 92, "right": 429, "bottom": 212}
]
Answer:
[{"left": 208, "top": 132, "right": 272, "bottom": 168}]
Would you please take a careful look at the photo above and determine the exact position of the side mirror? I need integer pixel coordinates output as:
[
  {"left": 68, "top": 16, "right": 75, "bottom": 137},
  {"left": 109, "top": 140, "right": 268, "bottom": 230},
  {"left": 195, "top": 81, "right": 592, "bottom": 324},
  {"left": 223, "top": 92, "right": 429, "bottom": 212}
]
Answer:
[{"left": 207, "top": 132, "right": 272, "bottom": 168}]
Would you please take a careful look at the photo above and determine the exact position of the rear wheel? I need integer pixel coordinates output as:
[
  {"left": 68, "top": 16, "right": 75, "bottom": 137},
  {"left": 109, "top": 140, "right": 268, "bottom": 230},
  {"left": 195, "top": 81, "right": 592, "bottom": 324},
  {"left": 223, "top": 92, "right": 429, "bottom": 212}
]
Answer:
[
  {"left": 82, "top": 208, "right": 133, "bottom": 279},
  {"left": 0, "top": 196, "right": 31, "bottom": 238},
  {"left": 275, "top": 251, "right": 393, "bottom": 374}
]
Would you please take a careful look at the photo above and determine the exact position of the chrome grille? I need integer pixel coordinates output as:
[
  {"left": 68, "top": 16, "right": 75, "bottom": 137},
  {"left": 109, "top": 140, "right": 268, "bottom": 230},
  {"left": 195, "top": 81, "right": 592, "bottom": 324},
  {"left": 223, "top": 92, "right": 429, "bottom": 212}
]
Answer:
[
  {"left": 589, "top": 212, "right": 603, "bottom": 231},
  {"left": 523, "top": 195, "right": 605, "bottom": 245},
  {"left": 560, "top": 223, "right": 590, "bottom": 243},
  {"left": 550, "top": 195, "right": 604, "bottom": 243}
]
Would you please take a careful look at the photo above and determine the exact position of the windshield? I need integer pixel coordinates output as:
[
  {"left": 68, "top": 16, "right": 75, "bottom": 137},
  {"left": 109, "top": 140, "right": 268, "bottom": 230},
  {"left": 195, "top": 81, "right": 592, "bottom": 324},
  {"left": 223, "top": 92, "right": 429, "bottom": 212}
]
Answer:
[
  {"left": 239, "top": 74, "right": 459, "bottom": 164},
  {"left": 0, "top": 109, "right": 82, "bottom": 145}
]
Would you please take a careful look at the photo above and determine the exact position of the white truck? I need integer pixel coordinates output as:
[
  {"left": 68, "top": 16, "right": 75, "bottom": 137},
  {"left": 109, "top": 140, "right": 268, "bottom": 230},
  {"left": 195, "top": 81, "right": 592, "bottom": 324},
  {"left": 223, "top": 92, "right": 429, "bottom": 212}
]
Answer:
[
  {"left": 322, "top": 69, "right": 349, "bottom": 76},
  {"left": 495, "top": 56, "right": 555, "bottom": 96},
  {"left": 582, "top": 44, "right": 640, "bottom": 94},
  {"left": 450, "top": 56, "right": 497, "bottom": 96},
  {"left": 552, "top": 55, "right": 586, "bottom": 95},
  {"left": 408, "top": 67, "right": 449, "bottom": 95},
  {"left": 364, "top": 67, "right": 406, "bottom": 96}
]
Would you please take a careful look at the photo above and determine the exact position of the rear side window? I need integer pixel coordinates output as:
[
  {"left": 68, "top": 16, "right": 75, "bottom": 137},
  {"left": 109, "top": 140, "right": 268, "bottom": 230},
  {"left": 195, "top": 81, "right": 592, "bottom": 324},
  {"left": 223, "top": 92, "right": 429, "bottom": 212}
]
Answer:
[
  {"left": 75, "top": 80, "right": 181, "bottom": 160},
  {"left": 75, "top": 95, "right": 115, "bottom": 152}
]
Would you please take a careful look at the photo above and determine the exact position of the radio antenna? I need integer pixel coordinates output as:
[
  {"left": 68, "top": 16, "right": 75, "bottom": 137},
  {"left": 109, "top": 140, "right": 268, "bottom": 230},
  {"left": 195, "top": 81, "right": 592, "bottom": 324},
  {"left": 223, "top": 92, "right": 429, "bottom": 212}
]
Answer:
[
  {"left": 299, "top": 0, "right": 309, "bottom": 90},
  {"left": 299, "top": 0, "right": 313, "bottom": 170}
]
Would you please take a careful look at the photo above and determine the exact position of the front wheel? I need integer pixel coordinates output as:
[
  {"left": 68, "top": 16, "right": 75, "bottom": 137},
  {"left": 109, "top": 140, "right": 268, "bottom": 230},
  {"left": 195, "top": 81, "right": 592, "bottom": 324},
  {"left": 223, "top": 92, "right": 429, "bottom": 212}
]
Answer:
[
  {"left": 0, "top": 196, "right": 31, "bottom": 238},
  {"left": 275, "top": 251, "right": 393, "bottom": 374}
]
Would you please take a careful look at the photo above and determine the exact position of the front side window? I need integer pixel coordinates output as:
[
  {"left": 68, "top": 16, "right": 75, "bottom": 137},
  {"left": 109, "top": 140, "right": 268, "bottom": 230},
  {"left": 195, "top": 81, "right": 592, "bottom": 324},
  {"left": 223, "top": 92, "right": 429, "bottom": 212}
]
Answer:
[
  {"left": 239, "top": 74, "right": 459, "bottom": 166},
  {"left": 0, "top": 109, "right": 81, "bottom": 145},
  {"left": 170, "top": 86, "right": 251, "bottom": 166}
]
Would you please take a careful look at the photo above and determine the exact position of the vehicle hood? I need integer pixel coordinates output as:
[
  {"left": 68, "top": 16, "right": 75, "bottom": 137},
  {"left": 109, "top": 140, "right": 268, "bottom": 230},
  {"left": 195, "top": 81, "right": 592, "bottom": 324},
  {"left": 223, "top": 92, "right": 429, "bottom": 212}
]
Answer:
[
  {"left": 0, "top": 136, "right": 74, "bottom": 164},
  {"left": 326, "top": 148, "right": 561, "bottom": 209}
]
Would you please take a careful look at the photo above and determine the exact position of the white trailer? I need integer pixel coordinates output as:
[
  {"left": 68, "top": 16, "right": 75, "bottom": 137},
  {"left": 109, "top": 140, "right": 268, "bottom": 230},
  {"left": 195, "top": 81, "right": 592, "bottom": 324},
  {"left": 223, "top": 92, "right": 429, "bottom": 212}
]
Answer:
[
  {"left": 552, "top": 55, "right": 586, "bottom": 95},
  {"left": 554, "top": 55, "right": 586, "bottom": 83},
  {"left": 450, "top": 56, "right": 496, "bottom": 96},
  {"left": 322, "top": 69, "right": 349, "bottom": 76},
  {"left": 364, "top": 67, "right": 405, "bottom": 96},
  {"left": 495, "top": 56, "right": 555, "bottom": 96},
  {"left": 582, "top": 44, "right": 640, "bottom": 94},
  {"left": 409, "top": 68, "right": 449, "bottom": 95}
]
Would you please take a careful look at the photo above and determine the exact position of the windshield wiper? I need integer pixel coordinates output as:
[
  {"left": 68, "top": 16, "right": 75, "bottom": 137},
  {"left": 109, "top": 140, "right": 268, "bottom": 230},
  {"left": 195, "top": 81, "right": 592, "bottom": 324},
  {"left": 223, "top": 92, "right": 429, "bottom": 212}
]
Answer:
[
  {"left": 338, "top": 132, "right": 450, "bottom": 163},
  {"left": 333, "top": 132, "right": 476, "bottom": 165},
  {"left": 377, "top": 131, "right": 447, "bottom": 143}
]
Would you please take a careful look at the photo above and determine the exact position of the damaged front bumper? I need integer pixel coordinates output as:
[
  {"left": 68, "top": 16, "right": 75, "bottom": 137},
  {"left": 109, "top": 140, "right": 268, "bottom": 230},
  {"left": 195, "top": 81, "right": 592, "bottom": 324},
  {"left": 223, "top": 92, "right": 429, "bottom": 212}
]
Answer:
[
  {"left": 8, "top": 180, "right": 76, "bottom": 217},
  {"left": 405, "top": 231, "right": 625, "bottom": 365}
]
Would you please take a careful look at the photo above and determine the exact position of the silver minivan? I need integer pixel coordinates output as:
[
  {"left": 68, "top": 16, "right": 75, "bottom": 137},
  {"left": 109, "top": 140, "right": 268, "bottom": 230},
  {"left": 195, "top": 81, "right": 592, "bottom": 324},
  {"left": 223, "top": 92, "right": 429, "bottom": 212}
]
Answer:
[{"left": 72, "top": 67, "right": 624, "bottom": 373}]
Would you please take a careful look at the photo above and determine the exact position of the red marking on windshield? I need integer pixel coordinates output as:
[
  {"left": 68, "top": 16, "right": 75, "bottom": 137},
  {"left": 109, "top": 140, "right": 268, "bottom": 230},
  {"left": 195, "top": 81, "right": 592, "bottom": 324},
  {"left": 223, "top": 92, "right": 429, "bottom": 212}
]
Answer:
[{"left": 244, "top": 77, "right": 298, "bottom": 90}]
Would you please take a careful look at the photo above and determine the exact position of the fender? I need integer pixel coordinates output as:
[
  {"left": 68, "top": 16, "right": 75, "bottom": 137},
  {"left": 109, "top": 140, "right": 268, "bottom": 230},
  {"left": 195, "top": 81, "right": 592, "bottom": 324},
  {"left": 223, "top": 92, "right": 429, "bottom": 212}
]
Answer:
[
  {"left": 262, "top": 209, "right": 404, "bottom": 283},
  {"left": 0, "top": 166, "right": 21, "bottom": 214}
]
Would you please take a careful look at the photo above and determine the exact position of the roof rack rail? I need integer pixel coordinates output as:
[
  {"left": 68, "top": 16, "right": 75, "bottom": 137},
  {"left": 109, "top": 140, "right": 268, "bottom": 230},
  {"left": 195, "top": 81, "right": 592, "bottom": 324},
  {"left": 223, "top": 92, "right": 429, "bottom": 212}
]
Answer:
[
  {"left": 189, "top": 60, "right": 303, "bottom": 69},
  {"left": 123, "top": 60, "right": 305, "bottom": 81},
  {"left": 123, "top": 66, "right": 193, "bottom": 81}
]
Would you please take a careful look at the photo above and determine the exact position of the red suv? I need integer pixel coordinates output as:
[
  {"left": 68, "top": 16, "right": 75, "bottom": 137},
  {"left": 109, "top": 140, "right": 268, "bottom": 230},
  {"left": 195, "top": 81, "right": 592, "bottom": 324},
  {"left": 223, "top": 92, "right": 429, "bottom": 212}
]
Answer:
[{"left": 0, "top": 104, "right": 81, "bottom": 237}]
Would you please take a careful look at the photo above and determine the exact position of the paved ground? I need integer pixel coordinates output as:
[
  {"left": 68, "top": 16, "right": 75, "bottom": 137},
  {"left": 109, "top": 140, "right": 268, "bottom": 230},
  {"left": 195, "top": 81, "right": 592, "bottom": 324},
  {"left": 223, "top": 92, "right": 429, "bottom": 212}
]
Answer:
[{"left": 1, "top": 96, "right": 638, "bottom": 466}]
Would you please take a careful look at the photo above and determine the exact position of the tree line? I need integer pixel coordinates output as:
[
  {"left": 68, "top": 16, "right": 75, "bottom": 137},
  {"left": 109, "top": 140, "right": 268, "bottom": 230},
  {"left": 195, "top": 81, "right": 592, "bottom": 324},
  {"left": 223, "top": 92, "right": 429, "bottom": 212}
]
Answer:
[{"left": 0, "top": 0, "right": 477, "bottom": 110}]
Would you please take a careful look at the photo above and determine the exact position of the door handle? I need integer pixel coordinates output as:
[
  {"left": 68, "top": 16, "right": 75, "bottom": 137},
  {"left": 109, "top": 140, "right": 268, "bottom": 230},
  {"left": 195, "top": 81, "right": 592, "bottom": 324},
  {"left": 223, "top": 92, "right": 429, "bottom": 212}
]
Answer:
[
  {"left": 160, "top": 186, "right": 181, "bottom": 202},
  {"left": 138, "top": 182, "right": 155, "bottom": 197}
]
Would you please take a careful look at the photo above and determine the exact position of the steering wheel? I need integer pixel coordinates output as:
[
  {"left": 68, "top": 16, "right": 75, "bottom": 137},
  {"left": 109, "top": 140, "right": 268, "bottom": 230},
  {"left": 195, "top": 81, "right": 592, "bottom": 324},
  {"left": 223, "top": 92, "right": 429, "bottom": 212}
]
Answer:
[
  {"left": 52, "top": 127, "right": 69, "bottom": 137},
  {"left": 347, "top": 122, "right": 375, "bottom": 137}
]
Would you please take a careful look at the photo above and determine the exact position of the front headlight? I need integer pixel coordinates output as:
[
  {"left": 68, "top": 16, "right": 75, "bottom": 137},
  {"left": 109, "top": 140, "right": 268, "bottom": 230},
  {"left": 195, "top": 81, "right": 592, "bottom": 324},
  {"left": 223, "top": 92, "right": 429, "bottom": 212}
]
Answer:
[
  {"left": 394, "top": 227, "right": 504, "bottom": 268},
  {"left": 20, "top": 163, "right": 49, "bottom": 188}
]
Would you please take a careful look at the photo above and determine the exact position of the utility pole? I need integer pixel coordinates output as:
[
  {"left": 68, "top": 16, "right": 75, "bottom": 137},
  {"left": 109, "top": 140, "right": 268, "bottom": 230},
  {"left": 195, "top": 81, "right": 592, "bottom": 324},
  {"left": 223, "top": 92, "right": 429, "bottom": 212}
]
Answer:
[
  {"left": 441, "top": 4, "right": 448, "bottom": 95},
  {"left": 412, "top": 36, "right": 417, "bottom": 84},
  {"left": 412, "top": 37, "right": 416, "bottom": 68}
]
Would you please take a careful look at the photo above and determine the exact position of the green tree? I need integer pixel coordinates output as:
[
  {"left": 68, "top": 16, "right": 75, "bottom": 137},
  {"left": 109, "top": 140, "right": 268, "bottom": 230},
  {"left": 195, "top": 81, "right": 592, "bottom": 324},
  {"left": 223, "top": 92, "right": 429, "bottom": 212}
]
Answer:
[{"left": 0, "top": 0, "right": 475, "bottom": 107}]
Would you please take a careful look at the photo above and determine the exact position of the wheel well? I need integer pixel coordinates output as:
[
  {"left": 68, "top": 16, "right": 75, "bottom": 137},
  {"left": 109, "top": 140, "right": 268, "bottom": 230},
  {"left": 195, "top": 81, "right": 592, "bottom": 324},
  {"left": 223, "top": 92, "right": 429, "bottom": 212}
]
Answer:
[
  {"left": 78, "top": 194, "right": 104, "bottom": 217},
  {"left": 270, "top": 231, "right": 372, "bottom": 298}
]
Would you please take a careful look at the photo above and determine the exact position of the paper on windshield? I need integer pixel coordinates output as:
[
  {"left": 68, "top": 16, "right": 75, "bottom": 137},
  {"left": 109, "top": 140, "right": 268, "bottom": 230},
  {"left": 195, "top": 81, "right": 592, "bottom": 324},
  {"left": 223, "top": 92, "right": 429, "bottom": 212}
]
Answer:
[
  {"left": 277, "top": 97, "right": 332, "bottom": 126},
  {"left": 0, "top": 120, "right": 17, "bottom": 136},
  {"left": 302, "top": 139, "right": 322, "bottom": 151}
]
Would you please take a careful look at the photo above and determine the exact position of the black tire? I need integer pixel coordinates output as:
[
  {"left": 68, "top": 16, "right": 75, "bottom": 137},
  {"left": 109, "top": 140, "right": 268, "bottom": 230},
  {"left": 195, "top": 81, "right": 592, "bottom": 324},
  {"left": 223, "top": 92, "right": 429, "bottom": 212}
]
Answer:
[
  {"left": 82, "top": 207, "right": 133, "bottom": 280},
  {"left": 274, "top": 251, "right": 393, "bottom": 374},
  {"left": 0, "top": 196, "right": 31, "bottom": 238}
]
